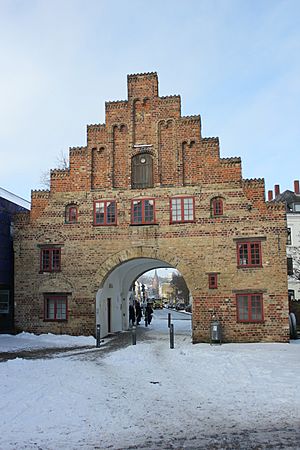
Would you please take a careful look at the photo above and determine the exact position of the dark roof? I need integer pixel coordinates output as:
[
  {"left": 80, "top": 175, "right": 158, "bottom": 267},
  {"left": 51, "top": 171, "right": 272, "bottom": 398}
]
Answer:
[{"left": 273, "top": 190, "right": 300, "bottom": 212}]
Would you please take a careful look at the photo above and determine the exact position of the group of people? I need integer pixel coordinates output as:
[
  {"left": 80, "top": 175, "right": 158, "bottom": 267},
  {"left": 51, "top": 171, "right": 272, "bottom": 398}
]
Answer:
[{"left": 129, "top": 301, "right": 153, "bottom": 326}]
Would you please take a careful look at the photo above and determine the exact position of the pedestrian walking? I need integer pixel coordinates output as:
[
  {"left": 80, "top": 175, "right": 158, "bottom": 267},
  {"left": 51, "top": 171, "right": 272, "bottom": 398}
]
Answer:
[
  {"left": 145, "top": 302, "right": 153, "bottom": 326},
  {"left": 135, "top": 301, "right": 142, "bottom": 325},
  {"left": 129, "top": 303, "right": 135, "bottom": 326}
]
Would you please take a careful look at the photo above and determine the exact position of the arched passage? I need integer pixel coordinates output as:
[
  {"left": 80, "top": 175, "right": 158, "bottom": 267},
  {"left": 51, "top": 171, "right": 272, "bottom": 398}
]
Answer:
[{"left": 95, "top": 250, "right": 192, "bottom": 338}]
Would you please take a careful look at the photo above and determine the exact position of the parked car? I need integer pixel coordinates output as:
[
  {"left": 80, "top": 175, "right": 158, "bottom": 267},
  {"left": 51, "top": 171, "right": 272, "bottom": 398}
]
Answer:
[
  {"left": 153, "top": 300, "right": 163, "bottom": 309},
  {"left": 185, "top": 304, "right": 192, "bottom": 313},
  {"left": 175, "top": 302, "right": 185, "bottom": 310}
]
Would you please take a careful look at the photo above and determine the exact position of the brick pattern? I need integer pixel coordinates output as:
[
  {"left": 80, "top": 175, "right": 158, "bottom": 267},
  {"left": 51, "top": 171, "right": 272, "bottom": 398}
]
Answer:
[{"left": 14, "top": 72, "right": 289, "bottom": 342}]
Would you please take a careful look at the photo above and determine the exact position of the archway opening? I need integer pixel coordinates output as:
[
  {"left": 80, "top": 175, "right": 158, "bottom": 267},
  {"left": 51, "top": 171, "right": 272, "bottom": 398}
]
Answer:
[{"left": 95, "top": 257, "right": 192, "bottom": 339}]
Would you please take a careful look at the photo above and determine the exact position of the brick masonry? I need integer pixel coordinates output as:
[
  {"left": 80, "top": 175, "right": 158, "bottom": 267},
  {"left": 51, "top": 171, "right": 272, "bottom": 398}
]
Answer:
[{"left": 14, "top": 72, "right": 289, "bottom": 343}]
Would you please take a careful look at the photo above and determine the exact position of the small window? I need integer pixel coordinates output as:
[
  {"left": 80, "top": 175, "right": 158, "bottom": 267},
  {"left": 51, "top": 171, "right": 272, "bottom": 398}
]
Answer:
[
  {"left": 94, "top": 200, "right": 117, "bottom": 225},
  {"left": 236, "top": 293, "right": 263, "bottom": 322},
  {"left": 170, "top": 197, "right": 195, "bottom": 223},
  {"left": 0, "top": 290, "right": 9, "bottom": 314},
  {"left": 293, "top": 203, "right": 300, "bottom": 212},
  {"left": 287, "top": 228, "right": 292, "bottom": 245},
  {"left": 288, "top": 290, "right": 295, "bottom": 301},
  {"left": 131, "top": 153, "right": 153, "bottom": 189},
  {"left": 211, "top": 197, "right": 223, "bottom": 217},
  {"left": 40, "top": 248, "right": 61, "bottom": 272},
  {"left": 131, "top": 198, "right": 155, "bottom": 224},
  {"left": 208, "top": 274, "right": 218, "bottom": 289},
  {"left": 237, "top": 242, "right": 262, "bottom": 268},
  {"left": 287, "top": 257, "right": 294, "bottom": 275},
  {"left": 65, "top": 205, "right": 78, "bottom": 224},
  {"left": 44, "top": 295, "right": 67, "bottom": 321}
]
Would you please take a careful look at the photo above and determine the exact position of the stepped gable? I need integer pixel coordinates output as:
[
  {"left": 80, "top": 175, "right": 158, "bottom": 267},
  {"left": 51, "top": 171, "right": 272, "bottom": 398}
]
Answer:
[
  {"left": 220, "top": 157, "right": 241, "bottom": 164},
  {"left": 105, "top": 100, "right": 128, "bottom": 110},
  {"left": 181, "top": 115, "right": 200, "bottom": 124},
  {"left": 243, "top": 177, "right": 264, "bottom": 185},
  {"left": 266, "top": 201, "right": 286, "bottom": 210},
  {"left": 12, "top": 72, "right": 289, "bottom": 344},
  {"left": 127, "top": 71, "right": 158, "bottom": 78},
  {"left": 50, "top": 168, "right": 69, "bottom": 178},
  {"left": 202, "top": 137, "right": 219, "bottom": 144},
  {"left": 127, "top": 72, "right": 159, "bottom": 98},
  {"left": 160, "top": 95, "right": 181, "bottom": 102},
  {"left": 87, "top": 123, "right": 106, "bottom": 131},
  {"left": 69, "top": 146, "right": 87, "bottom": 156},
  {"left": 31, "top": 190, "right": 50, "bottom": 198}
]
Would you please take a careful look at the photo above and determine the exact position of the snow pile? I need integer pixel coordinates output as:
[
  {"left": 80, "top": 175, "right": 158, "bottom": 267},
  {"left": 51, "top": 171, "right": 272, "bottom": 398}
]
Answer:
[{"left": 0, "top": 332, "right": 96, "bottom": 352}]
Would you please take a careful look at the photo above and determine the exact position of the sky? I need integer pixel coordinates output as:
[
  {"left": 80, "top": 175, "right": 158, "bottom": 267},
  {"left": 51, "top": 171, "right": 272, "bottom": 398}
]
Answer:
[
  {"left": 1, "top": 317, "right": 300, "bottom": 449},
  {"left": 0, "top": 0, "right": 299, "bottom": 202}
]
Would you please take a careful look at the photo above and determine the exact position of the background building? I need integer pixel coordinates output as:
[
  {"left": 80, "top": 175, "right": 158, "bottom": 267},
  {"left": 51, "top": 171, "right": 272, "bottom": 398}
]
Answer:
[
  {"left": 271, "top": 180, "right": 300, "bottom": 326},
  {"left": 0, "top": 188, "right": 30, "bottom": 333}
]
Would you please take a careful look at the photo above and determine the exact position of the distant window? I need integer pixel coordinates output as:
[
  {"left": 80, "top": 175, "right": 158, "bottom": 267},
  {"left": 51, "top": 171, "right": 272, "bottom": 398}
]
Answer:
[
  {"left": 94, "top": 200, "right": 117, "bottom": 225},
  {"left": 131, "top": 198, "right": 155, "bottom": 224},
  {"left": 293, "top": 203, "right": 300, "bottom": 212},
  {"left": 211, "top": 197, "right": 223, "bottom": 216},
  {"left": 40, "top": 248, "right": 61, "bottom": 272},
  {"left": 44, "top": 295, "right": 67, "bottom": 321},
  {"left": 208, "top": 274, "right": 218, "bottom": 289},
  {"left": 131, "top": 153, "right": 153, "bottom": 189},
  {"left": 287, "top": 228, "right": 292, "bottom": 245},
  {"left": 170, "top": 197, "right": 195, "bottom": 223},
  {"left": 65, "top": 205, "right": 78, "bottom": 224},
  {"left": 236, "top": 293, "right": 263, "bottom": 322},
  {"left": 288, "top": 290, "right": 295, "bottom": 301},
  {"left": 287, "top": 257, "right": 294, "bottom": 275},
  {"left": 237, "top": 242, "right": 262, "bottom": 268},
  {"left": 0, "top": 290, "right": 9, "bottom": 314}
]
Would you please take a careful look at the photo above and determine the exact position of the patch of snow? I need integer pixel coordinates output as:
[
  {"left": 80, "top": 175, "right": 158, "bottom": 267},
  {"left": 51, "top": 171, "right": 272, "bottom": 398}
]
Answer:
[
  {"left": 0, "top": 312, "right": 299, "bottom": 449},
  {"left": 0, "top": 332, "right": 95, "bottom": 352}
]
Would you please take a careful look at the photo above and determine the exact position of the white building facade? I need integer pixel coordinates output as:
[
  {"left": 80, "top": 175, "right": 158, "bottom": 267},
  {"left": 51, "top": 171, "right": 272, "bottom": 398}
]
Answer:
[{"left": 272, "top": 180, "right": 300, "bottom": 310}]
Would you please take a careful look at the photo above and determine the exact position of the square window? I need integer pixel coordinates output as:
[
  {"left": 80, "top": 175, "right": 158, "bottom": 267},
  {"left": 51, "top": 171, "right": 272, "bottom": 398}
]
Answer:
[
  {"left": 236, "top": 293, "right": 263, "bottom": 322},
  {"left": 131, "top": 199, "right": 155, "bottom": 224},
  {"left": 40, "top": 248, "right": 61, "bottom": 272},
  {"left": 44, "top": 295, "right": 67, "bottom": 321},
  {"left": 170, "top": 197, "right": 195, "bottom": 223},
  {"left": 94, "top": 200, "right": 117, "bottom": 225},
  {"left": 237, "top": 242, "right": 262, "bottom": 267}
]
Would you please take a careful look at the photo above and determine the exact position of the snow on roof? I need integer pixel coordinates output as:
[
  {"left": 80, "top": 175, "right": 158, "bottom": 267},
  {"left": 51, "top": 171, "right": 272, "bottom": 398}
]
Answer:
[{"left": 0, "top": 186, "right": 31, "bottom": 210}]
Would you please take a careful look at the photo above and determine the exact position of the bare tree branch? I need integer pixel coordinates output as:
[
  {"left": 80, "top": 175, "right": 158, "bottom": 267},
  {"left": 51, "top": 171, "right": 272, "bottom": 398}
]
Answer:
[{"left": 39, "top": 150, "right": 69, "bottom": 189}]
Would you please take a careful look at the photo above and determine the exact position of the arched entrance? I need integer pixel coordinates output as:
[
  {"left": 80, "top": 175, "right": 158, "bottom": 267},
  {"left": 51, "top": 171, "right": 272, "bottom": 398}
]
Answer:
[{"left": 94, "top": 248, "right": 192, "bottom": 338}]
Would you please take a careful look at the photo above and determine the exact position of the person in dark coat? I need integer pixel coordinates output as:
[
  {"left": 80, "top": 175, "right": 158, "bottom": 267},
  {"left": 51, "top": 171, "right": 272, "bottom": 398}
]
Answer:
[
  {"left": 129, "top": 303, "right": 135, "bottom": 326},
  {"left": 145, "top": 303, "right": 153, "bottom": 325},
  {"left": 135, "top": 301, "right": 142, "bottom": 325}
]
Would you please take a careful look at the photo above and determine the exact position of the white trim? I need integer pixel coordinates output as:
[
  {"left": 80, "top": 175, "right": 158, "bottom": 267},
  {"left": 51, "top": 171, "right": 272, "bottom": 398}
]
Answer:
[{"left": 0, "top": 187, "right": 31, "bottom": 210}]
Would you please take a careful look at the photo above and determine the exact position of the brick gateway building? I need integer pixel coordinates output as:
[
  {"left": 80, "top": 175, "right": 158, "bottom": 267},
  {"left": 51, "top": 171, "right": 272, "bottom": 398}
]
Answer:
[{"left": 14, "top": 73, "right": 289, "bottom": 342}]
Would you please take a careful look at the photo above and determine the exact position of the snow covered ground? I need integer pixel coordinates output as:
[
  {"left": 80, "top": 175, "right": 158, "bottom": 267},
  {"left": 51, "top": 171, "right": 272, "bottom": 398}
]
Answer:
[{"left": 1, "top": 311, "right": 300, "bottom": 449}]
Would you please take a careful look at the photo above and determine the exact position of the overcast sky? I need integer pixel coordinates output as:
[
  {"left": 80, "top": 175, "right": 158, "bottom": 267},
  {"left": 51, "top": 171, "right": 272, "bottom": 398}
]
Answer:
[{"left": 0, "top": 0, "right": 299, "bottom": 201}]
